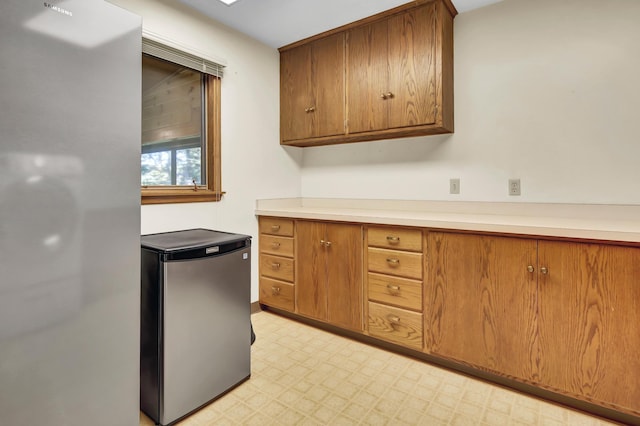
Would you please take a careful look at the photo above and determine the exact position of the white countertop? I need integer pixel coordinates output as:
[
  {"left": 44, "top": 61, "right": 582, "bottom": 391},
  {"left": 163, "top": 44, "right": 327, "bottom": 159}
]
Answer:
[{"left": 255, "top": 198, "right": 640, "bottom": 243}]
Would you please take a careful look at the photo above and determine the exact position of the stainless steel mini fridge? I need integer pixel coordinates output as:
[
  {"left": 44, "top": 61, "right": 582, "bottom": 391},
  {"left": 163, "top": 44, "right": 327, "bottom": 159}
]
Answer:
[{"left": 140, "top": 229, "right": 252, "bottom": 426}]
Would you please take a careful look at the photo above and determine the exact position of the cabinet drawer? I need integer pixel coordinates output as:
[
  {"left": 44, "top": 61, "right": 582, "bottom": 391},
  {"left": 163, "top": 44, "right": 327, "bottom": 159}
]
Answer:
[
  {"left": 260, "top": 235, "right": 294, "bottom": 257},
  {"left": 368, "top": 247, "right": 423, "bottom": 280},
  {"left": 259, "top": 218, "right": 294, "bottom": 237},
  {"left": 259, "top": 277, "right": 294, "bottom": 311},
  {"left": 368, "top": 302, "right": 423, "bottom": 350},
  {"left": 368, "top": 226, "right": 422, "bottom": 252},
  {"left": 368, "top": 273, "right": 422, "bottom": 311},
  {"left": 259, "top": 254, "right": 294, "bottom": 282}
]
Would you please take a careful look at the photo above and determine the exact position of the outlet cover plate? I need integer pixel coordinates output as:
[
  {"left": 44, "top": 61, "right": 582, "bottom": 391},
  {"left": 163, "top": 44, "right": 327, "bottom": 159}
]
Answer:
[
  {"left": 509, "top": 179, "right": 521, "bottom": 196},
  {"left": 450, "top": 178, "right": 460, "bottom": 194}
]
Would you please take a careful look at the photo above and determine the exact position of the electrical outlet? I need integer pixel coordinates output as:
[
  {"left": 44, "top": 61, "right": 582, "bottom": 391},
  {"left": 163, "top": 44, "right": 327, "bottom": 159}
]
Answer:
[
  {"left": 450, "top": 178, "right": 460, "bottom": 194},
  {"left": 509, "top": 179, "right": 521, "bottom": 196}
]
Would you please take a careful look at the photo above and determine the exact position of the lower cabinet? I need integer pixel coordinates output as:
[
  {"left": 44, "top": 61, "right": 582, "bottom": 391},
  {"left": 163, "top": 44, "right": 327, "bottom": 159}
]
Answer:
[
  {"left": 296, "top": 220, "right": 363, "bottom": 331},
  {"left": 536, "top": 241, "right": 640, "bottom": 417},
  {"left": 366, "top": 226, "right": 424, "bottom": 350},
  {"left": 257, "top": 216, "right": 640, "bottom": 420},
  {"left": 425, "top": 231, "right": 640, "bottom": 417}
]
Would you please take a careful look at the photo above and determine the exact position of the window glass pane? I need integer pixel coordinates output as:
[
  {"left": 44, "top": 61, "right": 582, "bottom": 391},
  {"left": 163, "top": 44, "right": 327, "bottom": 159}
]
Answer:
[
  {"left": 176, "top": 147, "right": 202, "bottom": 185},
  {"left": 142, "top": 54, "right": 205, "bottom": 186},
  {"left": 141, "top": 151, "right": 171, "bottom": 185}
]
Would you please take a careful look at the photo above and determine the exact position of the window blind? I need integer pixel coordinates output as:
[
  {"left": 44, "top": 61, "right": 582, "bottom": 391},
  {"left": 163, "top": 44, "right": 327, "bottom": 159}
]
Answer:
[{"left": 142, "top": 37, "right": 224, "bottom": 78}]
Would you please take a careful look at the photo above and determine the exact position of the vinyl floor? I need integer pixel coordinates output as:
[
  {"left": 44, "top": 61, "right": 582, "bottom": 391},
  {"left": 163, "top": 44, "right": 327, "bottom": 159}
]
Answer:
[{"left": 140, "top": 310, "right": 617, "bottom": 426}]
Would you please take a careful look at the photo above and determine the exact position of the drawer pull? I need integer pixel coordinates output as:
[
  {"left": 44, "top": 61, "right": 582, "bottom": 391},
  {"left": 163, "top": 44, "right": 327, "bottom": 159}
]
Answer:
[
  {"left": 386, "top": 236, "right": 400, "bottom": 244},
  {"left": 388, "top": 315, "right": 401, "bottom": 324},
  {"left": 320, "top": 240, "right": 332, "bottom": 247},
  {"left": 271, "top": 262, "right": 281, "bottom": 269},
  {"left": 271, "top": 286, "right": 281, "bottom": 295},
  {"left": 271, "top": 225, "right": 281, "bottom": 232},
  {"left": 386, "top": 284, "right": 401, "bottom": 294},
  {"left": 271, "top": 242, "right": 281, "bottom": 249},
  {"left": 386, "top": 258, "right": 400, "bottom": 266}
]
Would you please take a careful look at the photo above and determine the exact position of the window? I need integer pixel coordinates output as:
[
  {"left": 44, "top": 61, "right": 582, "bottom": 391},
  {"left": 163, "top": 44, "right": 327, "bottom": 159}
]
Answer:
[{"left": 141, "top": 38, "right": 224, "bottom": 204}]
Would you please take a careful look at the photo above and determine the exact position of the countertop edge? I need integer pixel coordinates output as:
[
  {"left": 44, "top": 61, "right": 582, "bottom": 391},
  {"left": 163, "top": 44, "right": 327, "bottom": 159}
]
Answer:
[{"left": 255, "top": 200, "right": 640, "bottom": 243}]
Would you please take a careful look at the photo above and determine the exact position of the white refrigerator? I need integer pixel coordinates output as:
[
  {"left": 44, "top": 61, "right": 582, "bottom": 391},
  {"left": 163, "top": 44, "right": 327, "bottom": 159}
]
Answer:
[{"left": 0, "top": 1, "right": 142, "bottom": 425}]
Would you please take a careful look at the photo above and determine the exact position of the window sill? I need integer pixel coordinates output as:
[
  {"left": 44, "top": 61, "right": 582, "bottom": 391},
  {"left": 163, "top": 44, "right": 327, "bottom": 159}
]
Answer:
[{"left": 141, "top": 188, "right": 224, "bottom": 205}]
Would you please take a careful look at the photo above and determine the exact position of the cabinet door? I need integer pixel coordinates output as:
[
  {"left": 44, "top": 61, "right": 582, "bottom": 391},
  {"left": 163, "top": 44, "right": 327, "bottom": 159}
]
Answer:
[
  {"left": 326, "top": 223, "right": 363, "bottom": 331},
  {"left": 537, "top": 241, "right": 640, "bottom": 415},
  {"left": 280, "top": 44, "right": 312, "bottom": 141},
  {"left": 296, "top": 221, "right": 327, "bottom": 320},
  {"left": 347, "top": 18, "right": 389, "bottom": 133},
  {"left": 425, "top": 232, "right": 538, "bottom": 381},
  {"left": 387, "top": 3, "right": 438, "bottom": 128},
  {"left": 281, "top": 35, "right": 345, "bottom": 142},
  {"left": 311, "top": 33, "right": 345, "bottom": 138}
]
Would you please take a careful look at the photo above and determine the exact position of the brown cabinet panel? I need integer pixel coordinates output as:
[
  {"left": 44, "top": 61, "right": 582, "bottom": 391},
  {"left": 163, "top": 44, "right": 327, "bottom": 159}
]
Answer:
[
  {"left": 347, "top": 18, "right": 389, "bottom": 133},
  {"left": 296, "top": 221, "right": 363, "bottom": 331},
  {"left": 368, "top": 226, "right": 422, "bottom": 252},
  {"left": 387, "top": 3, "right": 438, "bottom": 129},
  {"left": 280, "top": 44, "right": 312, "bottom": 141},
  {"left": 369, "top": 301, "right": 423, "bottom": 350},
  {"left": 326, "top": 224, "right": 363, "bottom": 330},
  {"left": 259, "top": 234, "right": 294, "bottom": 257},
  {"left": 537, "top": 241, "right": 640, "bottom": 415},
  {"left": 296, "top": 221, "right": 328, "bottom": 321},
  {"left": 368, "top": 272, "right": 422, "bottom": 311},
  {"left": 259, "top": 277, "right": 294, "bottom": 311},
  {"left": 259, "top": 254, "right": 294, "bottom": 282},
  {"left": 368, "top": 247, "right": 423, "bottom": 280},
  {"left": 280, "top": 33, "right": 345, "bottom": 142},
  {"left": 259, "top": 217, "right": 294, "bottom": 237},
  {"left": 424, "top": 232, "right": 538, "bottom": 381}
]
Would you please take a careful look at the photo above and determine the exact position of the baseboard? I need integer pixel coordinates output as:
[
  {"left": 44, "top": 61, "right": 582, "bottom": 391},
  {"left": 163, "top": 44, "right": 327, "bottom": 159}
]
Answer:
[{"left": 250, "top": 301, "right": 262, "bottom": 314}]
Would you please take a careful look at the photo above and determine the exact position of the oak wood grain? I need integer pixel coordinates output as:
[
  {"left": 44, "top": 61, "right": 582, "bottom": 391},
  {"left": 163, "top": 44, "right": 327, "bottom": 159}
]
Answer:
[
  {"left": 369, "top": 301, "right": 423, "bottom": 350},
  {"left": 259, "top": 234, "right": 294, "bottom": 257},
  {"left": 259, "top": 277, "right": 294, "bottom": 311},
  {"left": 326, "top": 223, "right": 363, "bottom": 331},
  {"left": 368, "top": 247, "right": 423, "bottom": 280},
  {"left": 368, "top": 226, "right": 423, "bottom": 252},
  {"left": 387, "top": 2, "right": 437, "bottom": 128},
  {"left": 259, "top": 254, "right": 294, "bottom": 283},
  {"left": 368, "top": 272, "right": 422, "bottom": 312},
  {"left": 259, "top": 218, "right": 294, "bottom": 237},
  {"left": 424, "top": 232, "right": 538, "bottom": 382},
  {"left": 537, "top": 241, "right": 640, "bottom": 416},
  {"left": 295, "top": 221, "right": 328, "bottom": 320}
]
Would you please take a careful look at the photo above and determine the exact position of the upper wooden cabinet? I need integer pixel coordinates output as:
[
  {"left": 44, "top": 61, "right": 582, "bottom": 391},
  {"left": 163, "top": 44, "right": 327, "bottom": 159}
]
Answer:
[
  {"left": 279, "top": 0, "right": 456, "bottom": 147},
  {"left": 280, "top": 33, "right": 345, "bottom": 143}
]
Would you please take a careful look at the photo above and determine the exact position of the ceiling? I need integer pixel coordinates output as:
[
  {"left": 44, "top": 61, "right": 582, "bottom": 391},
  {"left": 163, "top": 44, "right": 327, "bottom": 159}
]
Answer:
[{"left": 176, "top": 0, "right": 504, "bottom": 49}]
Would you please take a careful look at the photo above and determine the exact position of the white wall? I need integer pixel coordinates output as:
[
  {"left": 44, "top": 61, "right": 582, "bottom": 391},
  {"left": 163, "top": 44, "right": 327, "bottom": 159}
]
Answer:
[
  {"left": 108, "top": 0, "right": 302, "bottom": 301},
  {"left": 301, "top": 0, "right": 640, "bottom": 204}
]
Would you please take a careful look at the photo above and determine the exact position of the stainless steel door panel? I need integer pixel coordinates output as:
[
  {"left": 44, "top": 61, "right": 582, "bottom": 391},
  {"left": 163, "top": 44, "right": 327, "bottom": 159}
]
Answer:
[{"left": 162, "top": 248, "right": 251, "bottom": 424}]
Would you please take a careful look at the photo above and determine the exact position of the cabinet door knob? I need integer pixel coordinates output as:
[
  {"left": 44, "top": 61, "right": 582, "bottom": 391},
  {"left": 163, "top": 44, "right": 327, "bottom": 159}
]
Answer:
[
  {"left": 527, "top": 265, "right": 535, "bottom": 273},
  {"left": 386, "top": 258, "right": 400, "bottom": 265},
  {"left": 271, "top": 286, "right": 281, "bottom": 295},
  {"left": 271, "top": 225, "right": 280, "bottom": 232},
  {"left": 385, "top": 92, "right": 394, "bottom": 98},
  {"left": 380, "top": 93, "right": 387, "bottom": 99},
  {"left": 386, "top": 236, "right": 400, "bottom": 244},
  {"left": 271, "top": 262, "right": 281, "bottom": 269},
  {"left": 540, "top": 266, "right": 549, "bottom": 275}
]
